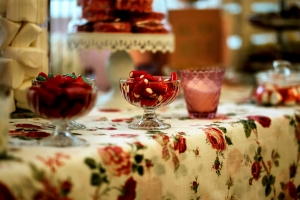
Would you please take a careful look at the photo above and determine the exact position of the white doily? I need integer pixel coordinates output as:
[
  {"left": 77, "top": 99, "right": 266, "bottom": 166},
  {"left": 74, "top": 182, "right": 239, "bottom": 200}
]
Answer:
[{"left": 67, "top": 33, "right": 175, "bottom": 53}]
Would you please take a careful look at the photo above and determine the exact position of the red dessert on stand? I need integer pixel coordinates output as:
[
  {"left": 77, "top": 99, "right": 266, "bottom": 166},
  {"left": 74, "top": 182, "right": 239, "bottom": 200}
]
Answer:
[
  {"left": 78, "top": 0, "right": 170, "bottom": 33},
  {"left": 83, "top": 0, "right": 112, "bottom": 9},
  {"left": 115, "top": 0, "right": 153, "bottom": 12},
  {"left": 77, "top": 22, "right": 94, "bottom": 32},
  {"left": 94, "top": 21, "right": 132, "bottom": 33},
  {"left": 82, "top": 7, "right": 115, "bottom": 22},
  {"left": 128, "top": 11, "right": 165, "bottom": 23},
  {"left": 132, "top": 21, "right": 171, "bottom": 33}
]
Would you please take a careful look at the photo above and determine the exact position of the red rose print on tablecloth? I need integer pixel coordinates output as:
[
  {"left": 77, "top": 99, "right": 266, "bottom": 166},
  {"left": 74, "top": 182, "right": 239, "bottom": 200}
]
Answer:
[
  {"left": 100, "top": 127, "right": 117, "bottom": 130},
  {"left": 33, "top": 179, "right": 73, "bottom": 200},
  {"left": 246, "top": 116, "right": 271, "bottom": 128},
  {"left": 153, "top": 134, "right": 180, "bottom": 171},
  {"left": 190, "top": 147, "right": 200, "bottom": 158},
  {"left": 284, "top": 181, "right": 298, "bottom": 200},
  {"left": 98, "top": 146, "right": 131, "bottom": 176},
  {"left": 153, "top": 134, "right": 171, "bottom": 160},
  {"left": 60, "top": 180, "right": 73, "bottom": 196},
  {"left": 25, "top": 132, "right": 50, "bottom": 138},
  {"left": 10, "top": 130, "right": 50, "bottom": 139},
  {"left": 145, "top": 159, "right": 153, "bottom": 169},
  {"left": 10, "top": 123, "right": 51, "bottom": 140},
  {"left": 37, "top": 152, "right": 70, "bottom": 173},
  {"left": 33, "top": 188, "right": 59, "bottom": 200},
  {"left": 99, "top": 108, "right": 121, "bottom": 112},
  {"left": 111, "top": 118, "right": 133, "bottom": 123},
  {"left": 173, "top": 133, "right": 187, "bottom": 154},
  {"left": 111, "top": 134, "right": 139, "bottom": 138},
  {"left": 225, "top": 176, "right": 235, "bottom": 199},
  {"left": 133, "top": 141, "right": 145, "bottom": 149},
  {"left": 189, "top": 176, "right": 199, "bottom": 194},
  {"left": 203, "top": 127, "right": 226, "bottom": 151},
  {"left": 153, "top": 134, "right": 170, "bottom": 146},
  {"left": 0, "top": 181, "right": 16, "bottom": 200},
  {"left": 248, "top": 145, "right": 281, "bottom": 198},
  {"left": 289, "top": 163, "right": 297, "bottom": 179},
  {"left": 118, "top": 177, "right": 137, "bottom": 200},
  {"left": 294, "top": 114, "right": 300, "bottom": 142},
  {"left": 213, "top": 156, "right": 222, "bottom": 171},
  {"left": 251, "top": 161, "right": 261, "bottom": 181},
  {"left": 203, "top": 127, "right": 227, "bottom": 176},
  {"left": 295, "top": 126, "right": 300, "bottom": 143},
  {"left": 15, "top": 123, "right": 42, "bottom": 129}
]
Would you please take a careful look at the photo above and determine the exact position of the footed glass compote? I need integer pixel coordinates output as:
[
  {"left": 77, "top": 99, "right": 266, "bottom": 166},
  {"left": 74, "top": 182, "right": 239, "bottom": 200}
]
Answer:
[
  {"left": 32, "top": 73, "right": 95, "bottom": 130},
  {"left": 120, "top": 71, "right": 180, "bottom": 130},
  {"left": 27, "top": 76, "right": 97, "bottom": 147}
]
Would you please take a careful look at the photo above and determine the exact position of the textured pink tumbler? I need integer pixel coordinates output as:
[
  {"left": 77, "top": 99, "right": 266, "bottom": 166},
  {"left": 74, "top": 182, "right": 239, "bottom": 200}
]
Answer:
[{"left": 180, "top": 67, "right": 225, "bottom": 119}]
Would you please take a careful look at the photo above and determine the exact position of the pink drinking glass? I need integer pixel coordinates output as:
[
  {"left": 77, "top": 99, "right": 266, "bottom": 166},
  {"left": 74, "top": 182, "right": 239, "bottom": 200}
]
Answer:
[{"left": 180, "top": 67, "right": 225, "bottom": 119}]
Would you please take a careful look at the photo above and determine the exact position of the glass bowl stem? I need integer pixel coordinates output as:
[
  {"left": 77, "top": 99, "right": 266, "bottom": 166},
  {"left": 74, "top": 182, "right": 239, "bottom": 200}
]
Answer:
[
  {"left": 39, "top": 120, "right": 87, "bottom": 147},
  {"left": 41, "top": 120, "right": 86, "bottom": 130},
  {"left": 128, "top": 108, "right": 171, "bottom": 130}
]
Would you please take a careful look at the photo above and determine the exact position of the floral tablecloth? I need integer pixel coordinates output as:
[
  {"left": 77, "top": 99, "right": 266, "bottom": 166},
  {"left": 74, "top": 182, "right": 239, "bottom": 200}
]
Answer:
[{"left": 1, "top": 87, "right": 300, "bottom": 200}]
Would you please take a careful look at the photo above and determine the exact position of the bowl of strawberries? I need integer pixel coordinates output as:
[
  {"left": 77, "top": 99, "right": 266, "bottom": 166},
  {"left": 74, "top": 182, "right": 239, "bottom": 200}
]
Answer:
[{"left": 27, "top": 72, "right": 97, "bottom": 147}]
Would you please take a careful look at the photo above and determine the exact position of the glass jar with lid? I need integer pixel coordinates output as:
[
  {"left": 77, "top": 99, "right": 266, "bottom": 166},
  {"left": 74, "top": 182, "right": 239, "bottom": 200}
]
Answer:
[{"left": 252, "top": 60, "right": 300, "bottom": 106}]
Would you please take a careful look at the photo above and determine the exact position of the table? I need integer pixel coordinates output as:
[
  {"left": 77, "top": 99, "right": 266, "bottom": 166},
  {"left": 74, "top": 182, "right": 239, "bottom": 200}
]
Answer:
[{"left": 1, "top": 85, "right": 300, "bottom": 200}]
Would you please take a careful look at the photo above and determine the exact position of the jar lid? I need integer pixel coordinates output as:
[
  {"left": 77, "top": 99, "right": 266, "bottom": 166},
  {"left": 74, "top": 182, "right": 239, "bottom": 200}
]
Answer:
[{"left": 255, "top": 60, "right": 300, "bottom": 86}]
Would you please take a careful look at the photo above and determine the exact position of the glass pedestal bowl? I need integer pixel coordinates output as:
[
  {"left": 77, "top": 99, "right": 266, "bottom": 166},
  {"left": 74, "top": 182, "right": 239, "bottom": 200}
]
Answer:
[
  {"left": 32, "top": 78, "right": 89, "bottom": 130},
  {"left": 27, "top": 78, "right": 97, "bottom": 147},
  {"left": 119, "top": 75, "right": 180, "bottom": 130}
]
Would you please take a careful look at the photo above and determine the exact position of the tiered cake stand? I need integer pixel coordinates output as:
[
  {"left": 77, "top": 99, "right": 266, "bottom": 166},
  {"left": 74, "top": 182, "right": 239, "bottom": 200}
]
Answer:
[
  {"left": 248, "top": 0, "right": 300, "bottom": 61},
  {"left": 67, "top": 33, "right": 175, "bottom": 108}
]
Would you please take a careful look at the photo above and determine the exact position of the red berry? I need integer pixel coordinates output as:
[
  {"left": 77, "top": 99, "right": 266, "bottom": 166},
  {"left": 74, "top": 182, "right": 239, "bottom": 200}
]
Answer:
[
  {"left": 38, "top": 72, "right": 48, "bottom": 79},
  {"left": 170, "top": 72, "right": 178, "bottom": 81}
]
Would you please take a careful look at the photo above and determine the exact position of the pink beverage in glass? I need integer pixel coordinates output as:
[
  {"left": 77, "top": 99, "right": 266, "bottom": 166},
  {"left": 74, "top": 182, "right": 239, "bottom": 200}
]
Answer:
[{"left": 180, "top": 67, "right": 225, "bottom": 119}]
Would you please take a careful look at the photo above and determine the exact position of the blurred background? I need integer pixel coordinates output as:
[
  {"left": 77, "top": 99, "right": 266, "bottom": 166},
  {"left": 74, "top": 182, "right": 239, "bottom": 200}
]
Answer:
[{"left": 49, "top": 0, "right": 300, "bottom": 90}]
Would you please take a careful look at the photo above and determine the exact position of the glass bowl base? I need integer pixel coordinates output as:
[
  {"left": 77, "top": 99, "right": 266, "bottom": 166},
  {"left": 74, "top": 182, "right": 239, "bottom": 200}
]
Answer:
[
  {"left": 41, "top": 120, "right": 86, "bottom": 130},
  {"left": 68, "top": 121, "right": 86, "bottom": 130},
  {"left": 39, "top": 131, "right": 88, "bottom": 147},
  {"left": 128, "top": 119, "right": 171, "bottom": 130}
]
